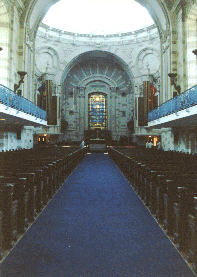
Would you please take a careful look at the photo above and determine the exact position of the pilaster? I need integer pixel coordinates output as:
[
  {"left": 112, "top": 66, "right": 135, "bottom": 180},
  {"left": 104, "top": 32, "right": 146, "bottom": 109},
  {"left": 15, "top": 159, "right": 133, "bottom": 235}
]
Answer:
[
  {"left": 110, "top": 86, "right": 118, "bottom": 138},
  {"left": 79, "top": 86, "right": 86, "bottom": 134}
]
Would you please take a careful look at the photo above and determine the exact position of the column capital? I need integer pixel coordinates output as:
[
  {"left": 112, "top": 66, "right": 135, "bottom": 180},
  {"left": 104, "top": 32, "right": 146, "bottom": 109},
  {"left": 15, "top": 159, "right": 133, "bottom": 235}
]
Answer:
[
  {"left": 110, "top": 86, "right": 118, "bottom": 93},
  {"left": 141, "top": 74, "right": 153, "bottom": 83},
  {"left": 77, "top": 86, "right": 86, "bottom": 89},
  {"left": 77, "top": 86, "right": 86, "bottom": 94},
  {"left": 42, "top": 73, "right": 54, "bottom": 81}
]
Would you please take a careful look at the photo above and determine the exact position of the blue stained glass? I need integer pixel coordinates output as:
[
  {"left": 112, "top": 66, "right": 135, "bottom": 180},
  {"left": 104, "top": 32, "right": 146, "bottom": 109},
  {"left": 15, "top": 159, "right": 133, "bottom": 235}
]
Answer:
[{"left": 88, "top": 93, "right": 107, "bottom": 129}]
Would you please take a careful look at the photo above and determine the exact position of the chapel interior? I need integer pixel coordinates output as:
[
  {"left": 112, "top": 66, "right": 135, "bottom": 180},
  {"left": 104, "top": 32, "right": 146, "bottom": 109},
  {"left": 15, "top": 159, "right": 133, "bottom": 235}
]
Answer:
[
  {"left": 0, "top": 0, "right": 197, "bottom": 275},
  {"left": 0, "top": 0, "right": 196, "bottom": 151}
]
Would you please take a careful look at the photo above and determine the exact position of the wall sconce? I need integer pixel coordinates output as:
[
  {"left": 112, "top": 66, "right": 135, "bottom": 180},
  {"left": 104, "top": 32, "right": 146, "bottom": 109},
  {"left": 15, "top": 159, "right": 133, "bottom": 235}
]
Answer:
[
  {"left": 168, "top": 73, "right": 181, "bottom": 95},
  {"left": 17, "top": 90, "right": 22, "bottom": 96},
  {"left": 14, "top": 71, "right": 27, "bottom": 93},
  {"left": 192, "top": 49, "right": 197, "bottom": 56}
]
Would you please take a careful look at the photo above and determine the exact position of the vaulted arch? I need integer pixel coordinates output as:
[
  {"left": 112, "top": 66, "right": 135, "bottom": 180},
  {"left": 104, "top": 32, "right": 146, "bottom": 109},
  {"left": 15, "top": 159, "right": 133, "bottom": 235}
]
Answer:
[{"left": 61, "top": 50, "right": 134, "bottom": 97}]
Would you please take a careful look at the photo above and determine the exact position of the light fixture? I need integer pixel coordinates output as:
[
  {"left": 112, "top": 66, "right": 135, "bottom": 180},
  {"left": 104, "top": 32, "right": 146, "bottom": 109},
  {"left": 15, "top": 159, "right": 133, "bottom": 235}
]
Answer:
[
  {"left": 192, "top": 49, "right": 197, "bottom": 56},
  {"left": 14, "top": 71, "right": 27, "bottom": 92},
  {"left": 17, "top": 89, "right": 22, "bottom": 96},
  {"left": 168, "top": 73, "right": 181, "bottom": 94}
]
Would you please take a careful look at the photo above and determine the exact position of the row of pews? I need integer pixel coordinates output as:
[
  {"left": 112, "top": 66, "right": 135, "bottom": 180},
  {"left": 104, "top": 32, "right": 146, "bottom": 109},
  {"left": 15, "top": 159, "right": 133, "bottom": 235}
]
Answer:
[
  {"left": 0, "top": 146, "right": 85, "bottom": 261},
  {"left": 109, "top": 146, "right": 197, "bottom": 273}
]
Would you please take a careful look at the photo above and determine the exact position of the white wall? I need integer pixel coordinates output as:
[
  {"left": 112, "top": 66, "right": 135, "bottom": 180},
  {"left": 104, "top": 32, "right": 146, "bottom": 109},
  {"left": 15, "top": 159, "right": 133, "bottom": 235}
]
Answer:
[{"left": 0, "top": 127, "right": 34, "bottom": 151}]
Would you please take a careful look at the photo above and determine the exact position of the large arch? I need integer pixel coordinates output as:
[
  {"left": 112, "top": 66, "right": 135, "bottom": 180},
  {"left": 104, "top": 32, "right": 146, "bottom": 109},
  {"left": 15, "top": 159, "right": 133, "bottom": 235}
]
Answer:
[
  {"left": 61, "top": 50, "right": 134, "bottom": 90},
  {"left": 60, "top": 50, "right": 135, "bottom": 140}
]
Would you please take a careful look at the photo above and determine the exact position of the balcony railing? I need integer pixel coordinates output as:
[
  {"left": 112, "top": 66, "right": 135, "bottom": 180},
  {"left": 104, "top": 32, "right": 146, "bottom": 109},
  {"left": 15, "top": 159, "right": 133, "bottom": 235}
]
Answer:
[
  {"left": 148, "top": 85, "right": 197, "bottom": 122},
  {"left": 0, "top": 85, "right": 46, "bottom": 121}
]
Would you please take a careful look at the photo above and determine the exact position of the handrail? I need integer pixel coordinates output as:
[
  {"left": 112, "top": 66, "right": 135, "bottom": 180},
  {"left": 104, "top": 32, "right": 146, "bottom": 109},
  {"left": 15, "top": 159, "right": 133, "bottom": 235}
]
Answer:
[
  {"left": 148, "top": 85, "right": 197, "bottom": 122},
  {"left": 0, "top": 84, "right": 46, "bottom": 121}
]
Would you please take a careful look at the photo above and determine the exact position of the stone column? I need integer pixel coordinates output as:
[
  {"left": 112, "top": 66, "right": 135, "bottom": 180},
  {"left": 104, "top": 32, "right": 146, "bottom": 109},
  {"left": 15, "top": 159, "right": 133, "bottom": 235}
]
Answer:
[
  {"left": 23, "top": 33, "right": 35, "bottom": 101},
  {"left": 56, "top": 90, "right": 61, "bottom": 127},
  {"left": 110, "top": 87, "right": 117, "bottom": 139},
  {"left": 161, "top": 35, "right": 171, "bottom": 103},
  {"left": 43, "top": 73, "right": 54, "bottom": 125},
  {"left": 142, "top": 74, "right": 153, "bottom": 126},
  {"left": 79, "top": 87, "right": 86, "bottom": 136}
]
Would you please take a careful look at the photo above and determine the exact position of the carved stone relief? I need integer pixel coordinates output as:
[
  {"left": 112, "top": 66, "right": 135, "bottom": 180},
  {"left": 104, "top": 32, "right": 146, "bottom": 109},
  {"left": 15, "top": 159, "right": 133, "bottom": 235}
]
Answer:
[
  {"left": 35, "top": 47, "right": 60, "bottom": 75},
  {"left": 136, "top": 47, "right": 160, "bottom": 75}
]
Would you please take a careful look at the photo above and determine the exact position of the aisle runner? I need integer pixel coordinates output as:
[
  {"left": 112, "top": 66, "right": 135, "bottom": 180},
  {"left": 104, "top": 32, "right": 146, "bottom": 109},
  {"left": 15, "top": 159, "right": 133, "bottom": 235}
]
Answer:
[{"left": 1, "top": 154, "right": 195, "bottom": 276}]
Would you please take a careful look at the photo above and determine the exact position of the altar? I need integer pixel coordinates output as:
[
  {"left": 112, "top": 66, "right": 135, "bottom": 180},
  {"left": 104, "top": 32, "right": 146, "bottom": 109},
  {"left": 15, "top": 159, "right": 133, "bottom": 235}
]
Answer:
[{"left": 85, "top": 129, "right": 111, "bottom": 152}]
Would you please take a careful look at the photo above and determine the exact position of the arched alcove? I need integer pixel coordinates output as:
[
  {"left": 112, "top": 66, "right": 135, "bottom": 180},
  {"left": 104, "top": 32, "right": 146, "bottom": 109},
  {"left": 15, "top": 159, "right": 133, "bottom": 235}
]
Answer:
[
  {"left": 61, "top": 50, "right": 133, "bottom": 92},
  {"left": 60, "top": 50, "right": 135, "bottom": 140}
]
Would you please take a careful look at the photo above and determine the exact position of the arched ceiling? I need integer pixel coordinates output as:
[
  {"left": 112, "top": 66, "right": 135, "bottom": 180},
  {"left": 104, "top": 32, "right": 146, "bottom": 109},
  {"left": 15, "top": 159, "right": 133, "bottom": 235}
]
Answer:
[
  {"left": 63, "top": 51, "right": 133, "bottom": 95},
  {"left": 21, "top": 0, "right": 170, "bottom": 41},
  {"left": 62, "top": 50, "right": 133, "bottom": 81}
]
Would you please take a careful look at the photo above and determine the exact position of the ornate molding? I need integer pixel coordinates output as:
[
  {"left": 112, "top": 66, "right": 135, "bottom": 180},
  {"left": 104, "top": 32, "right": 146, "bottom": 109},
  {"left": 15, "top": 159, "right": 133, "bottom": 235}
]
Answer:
[
  {"left": 63, "top": 48, "right": 77, "bottom": 59},
  {"left": 136, "top": 47, "right": 160, "bottom": 75},
  {"left": 35, "top": 46, "right": 60, "bottom": 75},
  {"left": 160, "top": 28, "right": 170, "bottom": 44}
]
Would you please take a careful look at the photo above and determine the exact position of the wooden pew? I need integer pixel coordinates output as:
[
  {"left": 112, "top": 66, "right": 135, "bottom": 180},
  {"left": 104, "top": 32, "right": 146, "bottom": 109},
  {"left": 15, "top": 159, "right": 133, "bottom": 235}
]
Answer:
[
  {"left": 1, "top": 173, "right": 38, "bottom": 223},
  {"left": 0, "top": 147, "right": 84, "bottom": 254},
  {"left": 173, "top": 188, "right": 197, "bottom": 252},
  {"left": 109, "top": 147, "right": 197, "bottom": 271},
  {"left": 0, "top": 184, "right": 17, "bottom": 249},
  {"left": 187, "top": 197, "right": 197, "bottom": 273},
  {"left": 0, "top": 177, "right": 28, "bottom": 234},
  {"left": 0, "top": 211, "right": 3, "bottom": 259}
]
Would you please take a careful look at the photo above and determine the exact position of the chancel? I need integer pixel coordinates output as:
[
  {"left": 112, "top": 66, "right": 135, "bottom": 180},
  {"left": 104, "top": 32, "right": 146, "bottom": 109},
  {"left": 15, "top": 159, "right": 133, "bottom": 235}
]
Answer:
[{"left": 0, "top": 0, "right": 197, "bottom": 276}]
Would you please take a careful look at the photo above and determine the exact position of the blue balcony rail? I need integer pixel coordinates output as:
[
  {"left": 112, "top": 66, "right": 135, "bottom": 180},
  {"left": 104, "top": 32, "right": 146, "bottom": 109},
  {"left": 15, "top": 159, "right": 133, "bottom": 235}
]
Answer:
[
  {"left": 0, "top": 84, "right": 46, "bottom": 121},
  {"left": 148, "top": 85, "right": 197, "bottom": 122}
]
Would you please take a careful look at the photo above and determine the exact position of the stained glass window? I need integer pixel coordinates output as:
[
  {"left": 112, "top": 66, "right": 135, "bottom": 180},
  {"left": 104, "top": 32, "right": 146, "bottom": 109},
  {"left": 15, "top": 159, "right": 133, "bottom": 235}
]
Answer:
[{"left": 88, "top": 93, "right": 107, "bottom": 130}]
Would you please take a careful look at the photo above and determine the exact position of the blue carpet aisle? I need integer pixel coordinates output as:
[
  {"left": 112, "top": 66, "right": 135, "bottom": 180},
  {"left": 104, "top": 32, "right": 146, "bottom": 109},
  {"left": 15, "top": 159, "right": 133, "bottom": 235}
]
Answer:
[{"left": 0, "top": 153, "right": 196, "bottom": 277}]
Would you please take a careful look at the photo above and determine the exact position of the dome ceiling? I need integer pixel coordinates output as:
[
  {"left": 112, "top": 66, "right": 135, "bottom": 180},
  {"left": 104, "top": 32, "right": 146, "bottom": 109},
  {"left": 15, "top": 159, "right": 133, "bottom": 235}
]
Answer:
[{"left": 42, "top": 0, "right": 154, "bottom": 35}]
